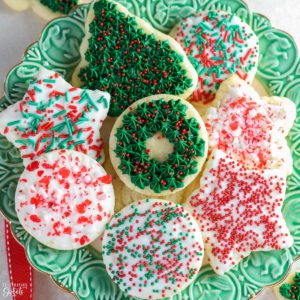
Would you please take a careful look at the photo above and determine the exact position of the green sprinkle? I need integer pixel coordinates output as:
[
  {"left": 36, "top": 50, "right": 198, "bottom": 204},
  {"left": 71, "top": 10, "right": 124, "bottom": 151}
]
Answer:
[
  {"left": 7, "top": 120, "right": 21, "bottom": 126},
  {"left": 53, "top": 109, "right": 67, "bottom": 118}
]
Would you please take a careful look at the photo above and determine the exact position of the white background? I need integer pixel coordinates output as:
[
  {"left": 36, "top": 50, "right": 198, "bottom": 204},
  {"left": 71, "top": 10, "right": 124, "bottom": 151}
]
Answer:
[{"left": 0, "top": 0, "right": 300, "bottom": 299}]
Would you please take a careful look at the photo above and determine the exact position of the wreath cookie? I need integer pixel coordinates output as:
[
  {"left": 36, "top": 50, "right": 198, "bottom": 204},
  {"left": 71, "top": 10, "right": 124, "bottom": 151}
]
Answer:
[
  {"left": 102, "top": 199, "right": 204, "bottom": 299},
  {"left": 15, "top": 149, "right": 115, "bottom": 250},
  {"left": 109, "top": 95, "right": 208, "bottom": 196},
  {"left": 170, "top": 10, "right": 259, "bottom": 106},
  {"left": 72, "top": 0, "right": 198, "bottom": 117},
  {"left": 4, "top": 0, "right": 90, "bottom": 20},
  {"left": 103, "top": 145, "right": 201, "bottom": 212}
]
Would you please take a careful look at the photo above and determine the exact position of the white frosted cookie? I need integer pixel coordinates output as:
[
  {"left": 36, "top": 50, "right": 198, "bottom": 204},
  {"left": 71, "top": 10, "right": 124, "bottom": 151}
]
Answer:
[
  {"left": 15, "top": 150, "right": 115, "bottom": 250},
  {"left": 0, "top": 67, "right": 110, "bottom": 166},
  {"left": 109, "top": 95, "right": 208, "bottom": 197},
  {"left": 72, "top": 0, "right": 198, "bottom": 117},
  {"left": 4, "top": 0, "right": 91, "bottom": 20},
  {"left": 205, "top": 75, "right": 296, "bottom": 174},
  {"left": 186, "top": 150, "right": 293, "bottom": 275},
  {"left": 102, "top": 199, "right": 204, "bottom": 299},
  {"left": 274, "top": 271, "right": 300, "bottom": 300},
  {"left": 170, "top": 10, "right": 259, "bottom": 106}
]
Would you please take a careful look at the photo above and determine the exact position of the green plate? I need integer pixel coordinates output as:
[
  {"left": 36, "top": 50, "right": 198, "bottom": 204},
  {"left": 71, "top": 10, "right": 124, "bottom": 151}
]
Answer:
[{"left": 1, "top": 1, "right": 300, "bottom": 299}]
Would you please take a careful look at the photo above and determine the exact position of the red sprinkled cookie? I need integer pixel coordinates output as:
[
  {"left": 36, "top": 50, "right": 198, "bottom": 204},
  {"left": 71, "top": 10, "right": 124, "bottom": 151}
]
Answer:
[
  {"left": 0, "top": 67, "right": 110, "bottom": 166},
  {"left": 205, "top": 75, "right": 296, "bottom": 174},
  {"left": 15, "top": 149, "right": 115, "bottom": 250},
  {"left": 170, "top": 10, "right": 259, "bottom": 105},
  {"left": 102, "top": 199, "right": 204, "bottom": 299},
  {"left": 186, "top": 150, "right": 293, "bottom": 275}
]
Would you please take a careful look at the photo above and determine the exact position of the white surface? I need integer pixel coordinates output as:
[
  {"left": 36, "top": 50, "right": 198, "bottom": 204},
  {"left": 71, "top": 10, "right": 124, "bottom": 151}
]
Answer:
[{"left": 0, "top": 0, "right": 299, "bottom": 299}]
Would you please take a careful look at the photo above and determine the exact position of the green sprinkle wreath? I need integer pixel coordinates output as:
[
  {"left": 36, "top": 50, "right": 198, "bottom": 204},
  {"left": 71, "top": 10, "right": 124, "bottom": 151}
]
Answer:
[
  {"left": 40, "top": 0, "right": 78, "bottom": 14},
  {"left": 114, "top": 99, "right": 206, "bottom": 193},
  {"left": 280, "top": 272, "right": 300, "bottom": 299},
  {"left": 79, "top": 0, "right": 193, "bottom": 117}
]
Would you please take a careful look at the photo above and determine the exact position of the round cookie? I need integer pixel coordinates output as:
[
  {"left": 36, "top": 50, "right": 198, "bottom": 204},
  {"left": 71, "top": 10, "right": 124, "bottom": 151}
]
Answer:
[
  {"left": 4, "top": 0, "right": 91, "bottom": 20},
  {"left": 102, "top": 199, "right": 204, "bottom": 299},
  {"left": 109, "top": 95, "right": 208, "bottom": 196},
  {"left": 170, "top": 10, "right": 259, "bottom": 105},
  {"left": 15, "top": 149, "right": 115, "bottom": 250},
  {"left": 73, "top": 0, "right": 198, "bottom": 117},
  {"left": 103, "top": 145, "right": 201, "bottom": 212}
]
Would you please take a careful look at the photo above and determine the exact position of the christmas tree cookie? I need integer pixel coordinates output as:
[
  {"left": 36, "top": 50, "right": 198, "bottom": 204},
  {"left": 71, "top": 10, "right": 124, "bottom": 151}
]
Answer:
[
  {"left": 73, "top": 0, "right": 198, "bottom": 117},
  {"left": 15, "top": 150, "right": 115, "bottom": 250},
  {"left": 102, "top": 199, "right": 204, "bottom": 299},
  {"left": 0, "top": 67, "right": 110, "bottom": 166},
  {"left": 205, "top": 75, "right": 296, "bottom": 175},
  {"left": 170, "top": 11, "right": 259, "bottom": 106},
  {"left": 186, "top": 150, "right": 293, "bottom": 275}
]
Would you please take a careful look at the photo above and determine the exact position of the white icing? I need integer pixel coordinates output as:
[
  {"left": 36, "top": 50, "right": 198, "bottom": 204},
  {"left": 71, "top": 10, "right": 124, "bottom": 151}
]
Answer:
[
  {"left": 102, "top": 199, "right": 204, "bottom": 299},
  {"left": 0, "top": 67, "right": 110, "bottom": 166},
  {"left": 205, "top": 75, "right": 296, "bottom": 175},
  {"left": 186, "top": 150, "right": 294, "bottom": 275},
  {"left": 15, "top": 150, "right": 115, "bottom": 250}
]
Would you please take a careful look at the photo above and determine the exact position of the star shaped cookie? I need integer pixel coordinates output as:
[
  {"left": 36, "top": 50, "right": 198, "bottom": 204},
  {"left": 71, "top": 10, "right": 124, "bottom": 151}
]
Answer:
[
  {"left": 0, "top": 67, "right": 110, "bottom": 166},
  {"left": 205, "top": 75, "right": 296, "bottom": 175},
  {"left": 186, "top": 150, "right": 293, "bottom": 275}
]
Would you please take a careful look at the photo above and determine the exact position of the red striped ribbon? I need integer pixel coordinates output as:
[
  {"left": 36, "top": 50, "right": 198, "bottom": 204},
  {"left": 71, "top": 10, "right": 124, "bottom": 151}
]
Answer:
[{"left": 4, "top": 220, "right": 34, "bottom": 300}]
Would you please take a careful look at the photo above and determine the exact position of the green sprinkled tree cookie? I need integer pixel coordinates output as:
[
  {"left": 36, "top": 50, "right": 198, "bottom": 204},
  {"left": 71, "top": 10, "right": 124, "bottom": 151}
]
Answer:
[
  {"left": 170, "top": 10, "right": 259, "bottom": 106},
  {"left": 102, "top": 199, "right": 204, "bottom": 299},
  {"left": 109, "top": 95, "right": 208, "bottom": 196},
  {"left": 73, "top": 0, "right": 198, "bottom": 117}
]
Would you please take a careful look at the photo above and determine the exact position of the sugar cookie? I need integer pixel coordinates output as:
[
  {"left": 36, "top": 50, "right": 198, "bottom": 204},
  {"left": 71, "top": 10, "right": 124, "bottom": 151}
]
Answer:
[
  {"left": 205, "top": 75, "right": 296, "bottom": 174},
  {"left": 102, "top": 199, "right": 204, "bottom": 299},
  {"left": 186, "top": 150, "right": 293, "bottom": 275},
  {"left": 72, "top": 0, "right": 197, "bottom": 117},
  {"left": 0, "top": 67, "right": 110, "bottom": 166},
  {"left": 15, "top": 150, "right": 115, "bottom": 250},
  {"left": 109, "top": 95, "right": 208, "bottom": 196},
  {"left": 274, "top": 271, "right": 300, "bottom": 300},
  {"left": 4, "top": 0, "right": 91, "bottom": 20},
  {"left": 170, "top": 11, "right": 259, "bottom": 105}
]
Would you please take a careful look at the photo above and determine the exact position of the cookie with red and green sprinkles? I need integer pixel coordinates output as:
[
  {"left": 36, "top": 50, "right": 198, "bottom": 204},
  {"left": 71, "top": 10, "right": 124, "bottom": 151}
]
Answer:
[
  {"left": 109, "top": 95, "right": 208, "bottom": 196},
  {"left": 15, "top": 149, "right": 115, "bottom": 250},
  {"left": 102, "top": 199, "right": 204, "bottom": 299},
  {"left": 72, "top": 0, "right": 198, "bottom": 117},
  {"left": 0, "top": 67, "right": 110, "bottom": 166},
  {"left": 170, "top": 10, "right": 259, "bottom": 105}
]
